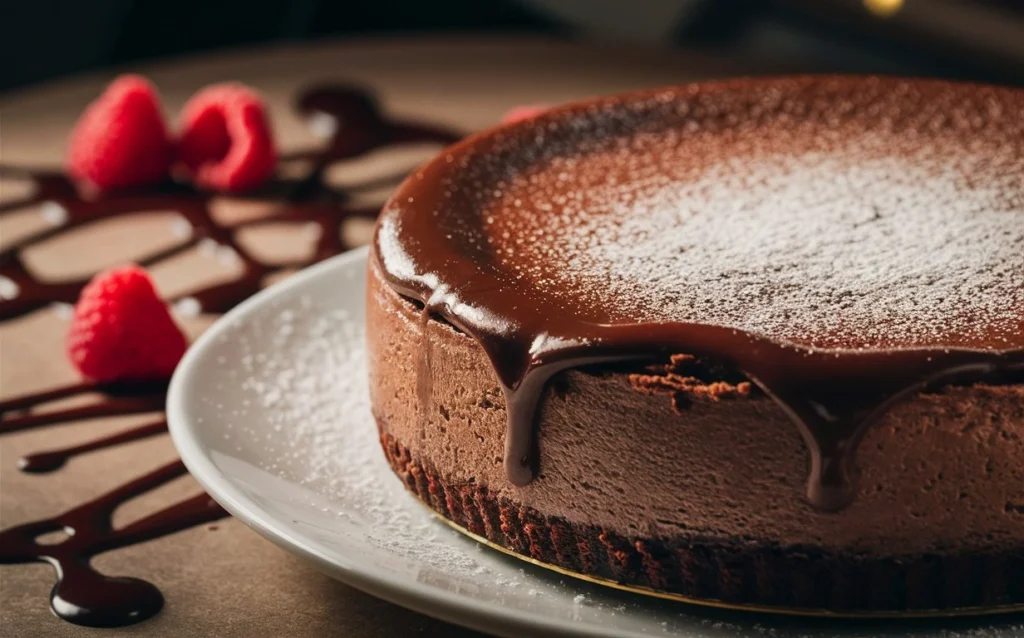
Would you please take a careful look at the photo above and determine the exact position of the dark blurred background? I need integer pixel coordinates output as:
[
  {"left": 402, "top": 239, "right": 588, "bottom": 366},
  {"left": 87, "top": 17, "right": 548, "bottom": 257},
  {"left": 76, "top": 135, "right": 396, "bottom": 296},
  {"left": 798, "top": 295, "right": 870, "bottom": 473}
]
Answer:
[{"left": 1, "top": 0, "right": 1022, "bottom": 91}]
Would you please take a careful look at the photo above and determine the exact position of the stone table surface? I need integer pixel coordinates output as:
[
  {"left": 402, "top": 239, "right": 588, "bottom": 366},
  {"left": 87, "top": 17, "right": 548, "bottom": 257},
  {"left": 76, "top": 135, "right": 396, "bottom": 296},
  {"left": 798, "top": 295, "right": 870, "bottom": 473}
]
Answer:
[{"left": 0, "top": 35, "right": 789, "bottom": 637}]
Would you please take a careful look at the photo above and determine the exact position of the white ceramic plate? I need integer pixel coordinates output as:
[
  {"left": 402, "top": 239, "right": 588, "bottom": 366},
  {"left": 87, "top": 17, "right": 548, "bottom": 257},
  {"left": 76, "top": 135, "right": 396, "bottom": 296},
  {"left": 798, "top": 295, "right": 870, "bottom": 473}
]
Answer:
[{"left": 168, "top": 247, "right": 1023, "bottom": 638}]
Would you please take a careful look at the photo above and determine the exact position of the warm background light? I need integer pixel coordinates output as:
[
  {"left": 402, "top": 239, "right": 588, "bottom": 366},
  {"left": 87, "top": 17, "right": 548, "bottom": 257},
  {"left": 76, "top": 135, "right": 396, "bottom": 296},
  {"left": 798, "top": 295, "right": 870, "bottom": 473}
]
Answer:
[{"left": 864, "top": 0, "right": 905, "bottom": 18}]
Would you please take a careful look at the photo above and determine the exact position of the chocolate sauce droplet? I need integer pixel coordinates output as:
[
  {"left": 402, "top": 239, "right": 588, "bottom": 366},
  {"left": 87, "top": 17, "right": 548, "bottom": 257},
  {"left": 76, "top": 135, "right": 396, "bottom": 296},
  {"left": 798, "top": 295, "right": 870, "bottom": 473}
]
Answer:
[
  {"left": 50, "top": 566, "right": 164, "bottom": 628},
  {"left": 18, "top": 452, "right": 66, "bottom": 473}
]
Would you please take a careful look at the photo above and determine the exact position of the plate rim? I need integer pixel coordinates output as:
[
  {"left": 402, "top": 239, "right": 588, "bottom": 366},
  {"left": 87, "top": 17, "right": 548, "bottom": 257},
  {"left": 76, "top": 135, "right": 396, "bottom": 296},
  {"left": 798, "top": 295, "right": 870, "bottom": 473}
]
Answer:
[{"left": 167, "top": 246, "right": 635, "bottom": 638}]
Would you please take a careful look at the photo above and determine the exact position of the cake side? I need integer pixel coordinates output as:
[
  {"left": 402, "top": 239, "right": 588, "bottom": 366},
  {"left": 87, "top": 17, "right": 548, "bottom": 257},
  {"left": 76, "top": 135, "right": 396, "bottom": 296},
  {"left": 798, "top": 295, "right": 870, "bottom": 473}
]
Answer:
[
  {"left": 367, "top": 258, "right": 1024, "bottom": 554},
  {"left": 366, "top": 258, "right": 1024, "bottom": 611}
]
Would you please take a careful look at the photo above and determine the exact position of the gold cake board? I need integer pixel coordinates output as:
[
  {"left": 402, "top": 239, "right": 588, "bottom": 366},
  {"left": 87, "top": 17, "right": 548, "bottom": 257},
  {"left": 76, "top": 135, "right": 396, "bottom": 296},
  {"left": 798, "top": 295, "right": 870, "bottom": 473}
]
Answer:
[{"left": 429, "top": 510, "right": 1024, "bottom": 619}]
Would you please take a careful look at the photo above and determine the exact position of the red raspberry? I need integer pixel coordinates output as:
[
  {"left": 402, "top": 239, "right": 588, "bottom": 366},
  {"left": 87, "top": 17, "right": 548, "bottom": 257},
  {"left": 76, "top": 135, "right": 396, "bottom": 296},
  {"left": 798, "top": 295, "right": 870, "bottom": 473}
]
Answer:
[
  {"left": 66, "top": 75, "right": 173, "bottom": 192},
  {"left": 500, "top": 104, "right": 549, "bottom": 125},
  {"left": 176, "top": 83, "right": 277, "bottom": 192},
  {"left": 66, "top": 265, "right": 188, "bottom": 382}
]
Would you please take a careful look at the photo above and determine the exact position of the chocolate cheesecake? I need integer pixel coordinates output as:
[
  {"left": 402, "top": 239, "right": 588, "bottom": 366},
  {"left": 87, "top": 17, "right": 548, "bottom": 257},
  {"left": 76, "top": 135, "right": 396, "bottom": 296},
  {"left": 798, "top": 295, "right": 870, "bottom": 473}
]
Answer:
[{"left": 367, "top": 76, "right": 1024, "bottom": 614}]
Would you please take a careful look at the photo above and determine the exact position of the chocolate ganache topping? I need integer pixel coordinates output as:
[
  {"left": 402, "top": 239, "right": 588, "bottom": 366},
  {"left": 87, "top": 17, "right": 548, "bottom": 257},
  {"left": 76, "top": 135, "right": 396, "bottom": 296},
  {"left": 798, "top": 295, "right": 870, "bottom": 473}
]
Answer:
[{"left": 373, "top": 76, "right": 1024, "bottom": 512}]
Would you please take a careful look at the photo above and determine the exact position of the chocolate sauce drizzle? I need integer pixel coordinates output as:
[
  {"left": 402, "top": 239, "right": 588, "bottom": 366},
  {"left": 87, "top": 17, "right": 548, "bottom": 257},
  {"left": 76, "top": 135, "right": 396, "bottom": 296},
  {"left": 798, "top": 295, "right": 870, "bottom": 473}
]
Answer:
[
  {"left": 0, "top": 380, "right": 167, "bottom": 433},
  {"left": 0, "top": 460, "right": 223, "bottom": 627},
  {"left": 0, "top": 85, "right": 458, "bottom": 320},
  {"left": 0, "top": 83, "right": 461, "bottom": 627},
  {"left": 373, "top": 77, "right": 1024, "bottom": 512},
  {"left": 19, "top": 418, "right": 169, "bottom": 473}
]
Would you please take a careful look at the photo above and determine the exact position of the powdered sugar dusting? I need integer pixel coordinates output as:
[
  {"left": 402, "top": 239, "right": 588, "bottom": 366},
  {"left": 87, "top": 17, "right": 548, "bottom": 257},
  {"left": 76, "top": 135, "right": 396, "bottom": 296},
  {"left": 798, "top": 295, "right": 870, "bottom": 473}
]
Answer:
[
  {"left": 496, "top": 147, "right": 1022, "bottom": 349},
  {"left": 427, "top": 79, "right": 1023, "bottom": 350}
]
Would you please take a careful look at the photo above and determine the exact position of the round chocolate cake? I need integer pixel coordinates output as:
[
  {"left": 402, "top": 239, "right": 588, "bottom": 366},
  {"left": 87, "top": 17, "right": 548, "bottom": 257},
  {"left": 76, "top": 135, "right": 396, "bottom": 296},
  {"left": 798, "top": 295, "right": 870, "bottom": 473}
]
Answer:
[{"left": 367, "top": 76, "right": 1024, "bottom": 614}]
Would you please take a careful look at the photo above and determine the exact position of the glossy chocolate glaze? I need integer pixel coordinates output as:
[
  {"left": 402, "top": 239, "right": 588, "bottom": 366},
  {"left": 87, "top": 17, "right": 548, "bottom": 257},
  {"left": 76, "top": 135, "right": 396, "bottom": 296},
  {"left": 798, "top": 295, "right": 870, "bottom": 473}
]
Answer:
[
  {"left": 0, "top": 83, "right": 461, "bottom": 626},
  {"left": 373, "top": 76, "right": 1024, "bottom": 512}
]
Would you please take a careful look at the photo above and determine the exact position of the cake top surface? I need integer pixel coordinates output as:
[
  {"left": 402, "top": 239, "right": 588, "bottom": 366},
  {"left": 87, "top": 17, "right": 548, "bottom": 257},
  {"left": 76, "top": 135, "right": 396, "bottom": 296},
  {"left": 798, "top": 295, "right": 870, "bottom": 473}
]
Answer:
[{"left": 379, "top": 77, "right": 1023, "bottom": 351}]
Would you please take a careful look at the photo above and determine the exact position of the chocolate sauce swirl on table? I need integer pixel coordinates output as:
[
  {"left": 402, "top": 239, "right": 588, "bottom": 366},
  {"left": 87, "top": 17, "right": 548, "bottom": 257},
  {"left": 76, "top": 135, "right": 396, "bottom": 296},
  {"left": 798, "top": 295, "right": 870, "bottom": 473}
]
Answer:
[
  {"left": 0, "top": 459, "right": 222, "bottom": 628},
  {"left": 373, "top": 76, "right": 1024, "bottom": 512},
  {"left": 0, "top": 84, "right": 461, "bottom": 627}
]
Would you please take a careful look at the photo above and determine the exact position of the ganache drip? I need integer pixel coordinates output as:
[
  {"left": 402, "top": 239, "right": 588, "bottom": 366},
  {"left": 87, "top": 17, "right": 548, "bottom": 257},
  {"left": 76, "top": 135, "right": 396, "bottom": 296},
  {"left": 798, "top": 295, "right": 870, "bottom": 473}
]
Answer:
[{"left": 373, "top": 76, "right": 1024, "bottom": 512}]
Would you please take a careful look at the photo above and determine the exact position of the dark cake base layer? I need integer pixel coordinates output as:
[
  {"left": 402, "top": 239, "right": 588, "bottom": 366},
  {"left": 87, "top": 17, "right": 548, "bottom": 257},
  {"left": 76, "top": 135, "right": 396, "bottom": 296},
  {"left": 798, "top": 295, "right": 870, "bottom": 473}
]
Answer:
[{"left": 379, "top": 429, "right": 1024, "bottom": 614}]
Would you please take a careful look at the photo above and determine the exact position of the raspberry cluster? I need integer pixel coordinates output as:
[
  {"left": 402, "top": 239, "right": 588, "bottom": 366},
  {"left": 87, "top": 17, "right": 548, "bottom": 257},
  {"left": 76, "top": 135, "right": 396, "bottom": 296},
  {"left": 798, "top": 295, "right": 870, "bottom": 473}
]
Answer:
[{"left": 67, "top": 75, "right": 276, "bottom": 194}]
